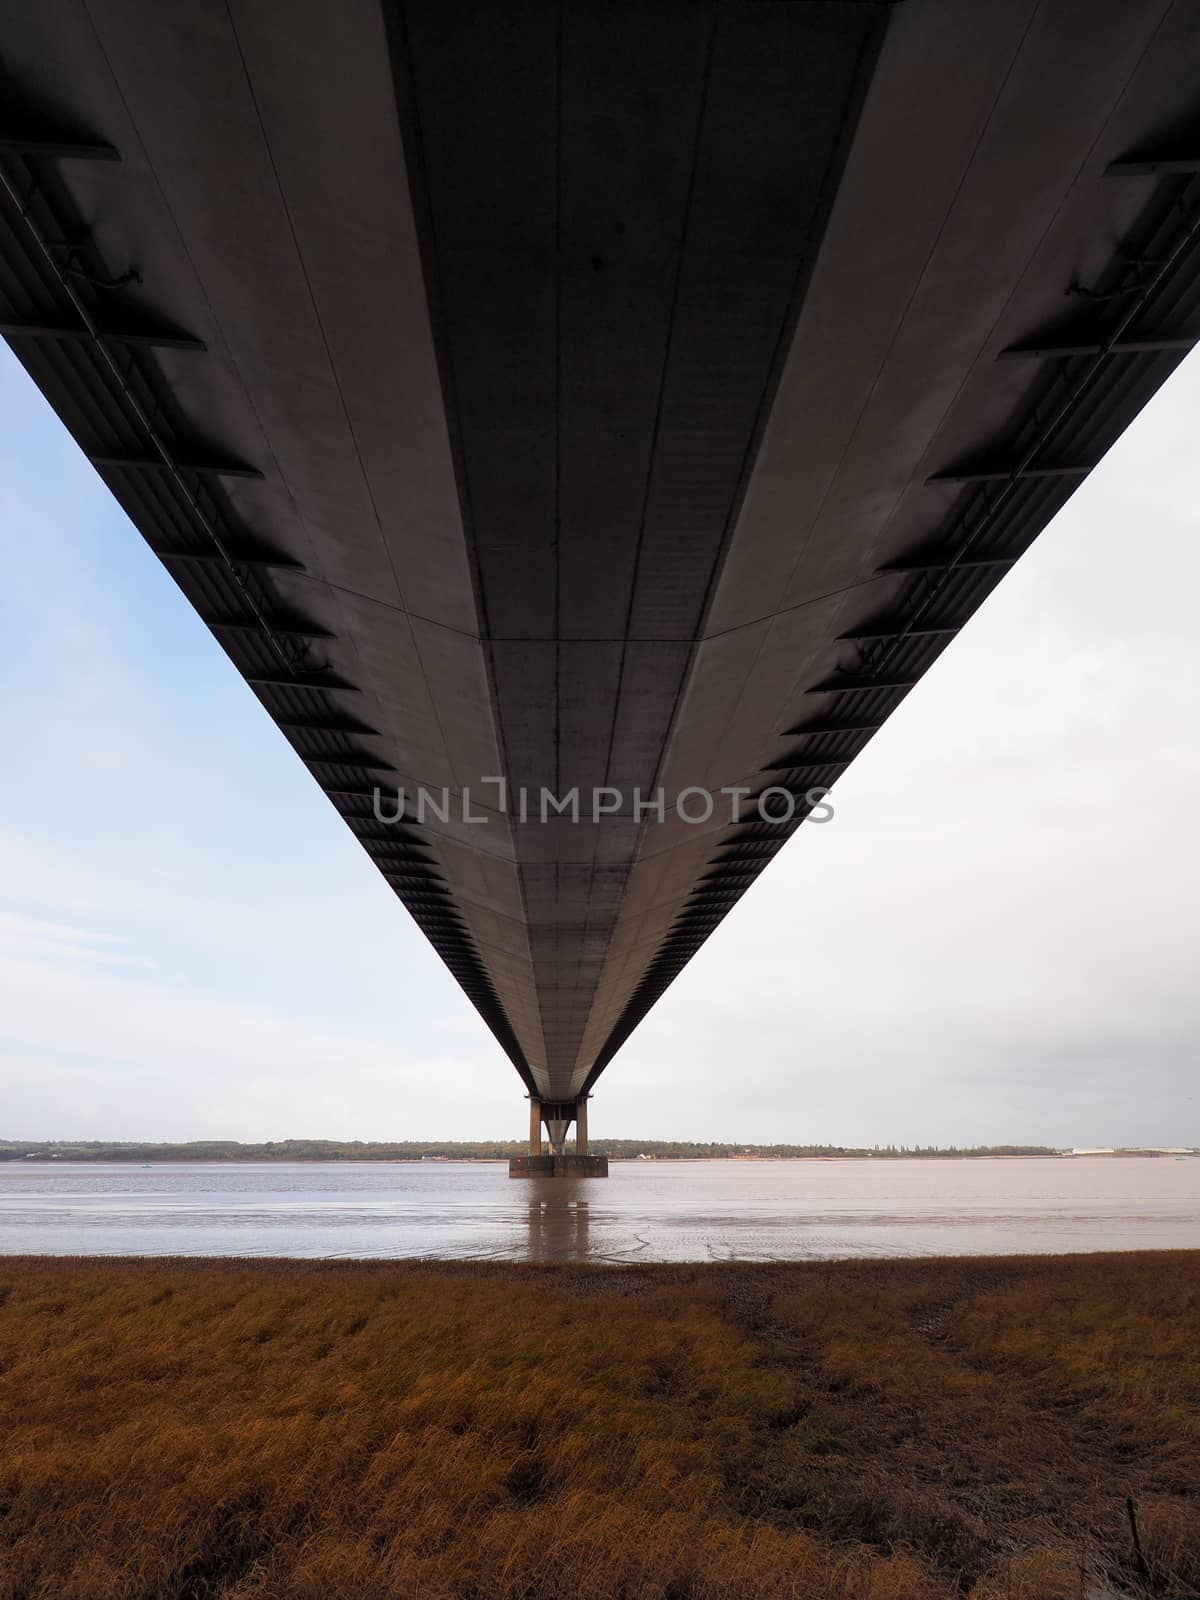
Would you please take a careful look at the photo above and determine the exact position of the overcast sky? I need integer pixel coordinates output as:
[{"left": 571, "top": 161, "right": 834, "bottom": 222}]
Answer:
[{"left": 2, "top": 340, "right": 1198, "bottom": 1147}]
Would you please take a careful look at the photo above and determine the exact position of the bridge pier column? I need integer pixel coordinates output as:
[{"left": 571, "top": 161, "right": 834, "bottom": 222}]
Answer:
[
  {"left": 528, "top": 1097, "right": 542, "bottom": 1156},
  {"left": 575, "top": 1096, "right": 588, "bottom": 1154}
]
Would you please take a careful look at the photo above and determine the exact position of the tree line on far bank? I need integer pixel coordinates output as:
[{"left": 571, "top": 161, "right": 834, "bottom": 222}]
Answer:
[{"left": 0, "top": 1139, "right": 1061, "bottom": 1162}]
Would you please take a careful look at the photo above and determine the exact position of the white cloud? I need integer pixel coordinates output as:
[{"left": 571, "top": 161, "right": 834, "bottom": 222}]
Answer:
[{"left": 0, "top": 939, "right": 510, "bottom": 1140}]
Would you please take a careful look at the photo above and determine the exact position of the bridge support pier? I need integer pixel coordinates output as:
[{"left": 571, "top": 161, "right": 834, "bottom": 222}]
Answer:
[{"left": 510, "top": 1093, "right": 607, "bottom": 1177}]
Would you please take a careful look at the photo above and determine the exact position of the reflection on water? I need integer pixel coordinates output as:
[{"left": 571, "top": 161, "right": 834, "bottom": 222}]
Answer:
[
  {"left": 525, "top": 1181, "right": 591, "bottom": 1261},
  {"left": 0, "top": 1158, "right": 1197, "bottom": 1261}
]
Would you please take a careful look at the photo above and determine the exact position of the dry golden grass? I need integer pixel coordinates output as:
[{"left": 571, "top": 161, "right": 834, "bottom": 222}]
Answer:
[{"left": 0, "top": 1251, "right": 1196, "bottom": 1599}]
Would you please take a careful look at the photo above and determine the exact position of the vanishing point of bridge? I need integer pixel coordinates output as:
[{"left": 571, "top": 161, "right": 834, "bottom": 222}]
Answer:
[{"left": 3, "top": 1, "right": 1200, "bottom": 1171}]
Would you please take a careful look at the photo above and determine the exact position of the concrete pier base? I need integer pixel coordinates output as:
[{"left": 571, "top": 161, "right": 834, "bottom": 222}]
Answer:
[{"left": 509, "top": 1153, "right": 608, "bottom": 1178}]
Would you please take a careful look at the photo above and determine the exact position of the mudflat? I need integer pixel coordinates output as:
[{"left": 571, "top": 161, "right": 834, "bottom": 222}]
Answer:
[{"left": 1, "top": 1252, "right": 1196, "bottom": 1599}]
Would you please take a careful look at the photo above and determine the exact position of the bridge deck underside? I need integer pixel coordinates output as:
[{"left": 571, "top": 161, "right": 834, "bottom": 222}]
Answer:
[
  {"left": 393, "top": 1, "right": 884, "bottom": 1095},
  {"left": 2, "top": 0, "right": 1200, "bottom": 1103}
]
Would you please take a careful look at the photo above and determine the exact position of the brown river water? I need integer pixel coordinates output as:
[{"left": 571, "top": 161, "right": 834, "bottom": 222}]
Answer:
[{"left": 0, "top": 1156, "right": 1197, "bottom": 1261}]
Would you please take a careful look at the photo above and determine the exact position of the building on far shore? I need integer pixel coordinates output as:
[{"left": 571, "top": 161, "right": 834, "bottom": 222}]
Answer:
[{"left": 1066, "top": 1147, "right": 1196, "bottom": 1157}]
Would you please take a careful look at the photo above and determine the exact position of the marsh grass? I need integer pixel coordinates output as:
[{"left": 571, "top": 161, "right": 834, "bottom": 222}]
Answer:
[{"left": 0, "top": 1251, "right": 1196, "bottom": 1598}]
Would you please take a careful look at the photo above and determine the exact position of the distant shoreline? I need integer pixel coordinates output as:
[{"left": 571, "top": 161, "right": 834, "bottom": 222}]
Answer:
[{"left": 4, "top": 1149, "right": 1195, "bottom": 1164}]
